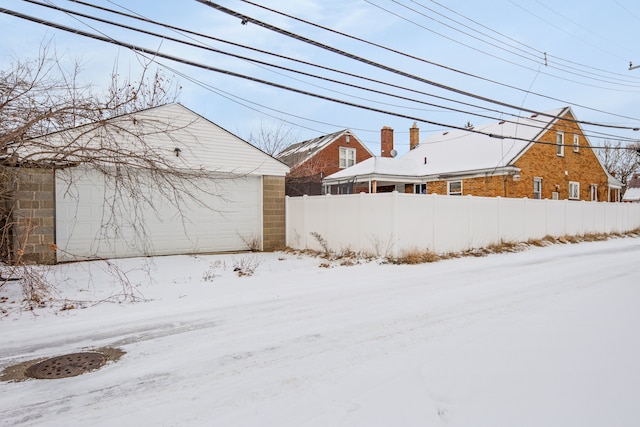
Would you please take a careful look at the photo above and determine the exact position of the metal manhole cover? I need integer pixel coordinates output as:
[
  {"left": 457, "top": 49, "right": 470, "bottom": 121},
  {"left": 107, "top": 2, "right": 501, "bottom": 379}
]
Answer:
[{"left": 25, "top": 352, "right": 107, "bottom": 379}]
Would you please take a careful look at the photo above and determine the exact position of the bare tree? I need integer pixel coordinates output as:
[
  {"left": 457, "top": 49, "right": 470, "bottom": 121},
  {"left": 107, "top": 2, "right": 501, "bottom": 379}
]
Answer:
[
  {"left": 0, "top": 44, "right": 227, "bottom": 307},
  {"left": 597, "top": 140, "right": 640, "bottom": 187},
  {"left": 246, "top": 117, "right": 299, "bottom": 156}
]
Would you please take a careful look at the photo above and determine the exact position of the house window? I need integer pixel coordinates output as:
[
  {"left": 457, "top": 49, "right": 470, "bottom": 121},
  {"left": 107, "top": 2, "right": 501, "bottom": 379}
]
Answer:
[
  {"left": 569, "top": 181, "right": 580, "bottom": 200},
  {"left": 448, "top": 180, "right": 462, "bottom": 196},
  {"left": 590, "top": 184, "right": 598, "bottom": 201},
  {"left": 415, "top": 183, "right": 426, "bottom": 194},
  {"left": 533, "top": 177, "right": 542, "bottom": 199},
  {"left": 556, "top": 131, "right": 564, "bottom": 156},
  {"left": 573, "top": 134, "right": 579, "bottom": 152},
  {"left": 339, "top": 147, "right": 356, "bottom": 168}
]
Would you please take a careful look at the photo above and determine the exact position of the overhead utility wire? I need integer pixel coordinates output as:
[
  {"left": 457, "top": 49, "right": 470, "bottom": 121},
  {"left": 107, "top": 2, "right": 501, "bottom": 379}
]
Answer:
[
  {"left": 65, "top": 0, "right": 512, "bottom": 117},
  {"left": 53, "top": 0, "right": 591, "bottom": 135},
  {"left": 25, "top": 0, "right": 537, "bottom": 126},
  {"left": 506, "top": 1, "right": 618, "bottom": 60},
  {"left": 532, "top": 0, "right": 639, "bottom": 60},
  {"left": 1, "top": 7, "right": 636, "bottom": 148},
  {"left": 40, "top": 0, "right": 637, "bottom": 140},
  {"left": 426, "top": 0, "right": 639, "bottom": 80},
  {"left": 388, "top": 0, "right": 640, "bottom": 86},
  {"left": 73, "top": 0, "right": 512, "bottom": 137},
  {"left": 366, "top": 0, "right": 638, "bottom": 90},
  {"left": 232, "top": 0, "right": 640, "bottom": 125}
]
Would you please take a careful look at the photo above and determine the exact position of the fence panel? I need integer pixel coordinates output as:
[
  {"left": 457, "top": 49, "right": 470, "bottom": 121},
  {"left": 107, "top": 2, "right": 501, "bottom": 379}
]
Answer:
[{"left": 286, "top": 193, "right": 640, "bottom": 255}]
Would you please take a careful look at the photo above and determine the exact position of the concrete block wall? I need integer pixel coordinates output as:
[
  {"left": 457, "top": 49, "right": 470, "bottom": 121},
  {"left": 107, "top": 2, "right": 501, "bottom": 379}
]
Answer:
[
  {"left": 2, "top": 167, "right": 56, "bottom": 264},
  {"left": 263, "top": 175, "right": 286, "bottom": 250}
]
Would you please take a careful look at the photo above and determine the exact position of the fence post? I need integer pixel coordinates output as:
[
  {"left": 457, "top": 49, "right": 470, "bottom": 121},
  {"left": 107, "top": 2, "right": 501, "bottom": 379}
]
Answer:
[
  {"left": 302, "top": 194, "right": 309, "bottom": 249},
  {"left": 497, "top": 196, "right": 502, "bottom": 243},
  {"left": 359, "top": 192, "right": 365, "bottom": 253},
  {"left": 392, "top": 191, "right": 399, "bottom": 258},
  {"left": 285, "top": 195, "right": 289, "bottom": 248},
  {"left": 431, "top": 193, "right": 437, "bottom": 252},
  {"left": 468, "top": 195, "right": 473, "bottom": 249}
]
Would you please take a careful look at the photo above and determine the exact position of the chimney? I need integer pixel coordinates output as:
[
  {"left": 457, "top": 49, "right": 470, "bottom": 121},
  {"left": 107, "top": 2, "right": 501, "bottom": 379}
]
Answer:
[
  {"left": 410, "top": 122, "right": 419, "bottom": 150},
  {"left": 381, "top": 126, "right": 394, "bottom": 157}
]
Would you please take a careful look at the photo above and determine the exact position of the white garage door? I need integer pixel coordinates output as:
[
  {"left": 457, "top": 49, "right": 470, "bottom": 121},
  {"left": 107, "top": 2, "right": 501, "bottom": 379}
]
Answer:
[{"left": 55, "top": 167, "right": 262, "bottom": 262}]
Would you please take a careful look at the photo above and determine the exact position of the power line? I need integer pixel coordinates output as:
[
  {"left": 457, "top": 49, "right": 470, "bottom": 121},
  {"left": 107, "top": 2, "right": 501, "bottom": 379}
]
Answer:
[
  {"left": 229, "top": 0, "right": 640, "bottom": 125},
  {"left": 2, "top": 6, "right": 637, "bottom": 147},
  {"left": 409, "top": 0, "right": 640, "bottom": 84},
  {"left": 29, "top": 0, "right": 640, "bottom": 140}
]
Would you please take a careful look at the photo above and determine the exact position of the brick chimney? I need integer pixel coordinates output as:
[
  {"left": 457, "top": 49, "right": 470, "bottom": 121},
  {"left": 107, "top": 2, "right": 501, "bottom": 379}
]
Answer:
[
  {"left": 381, "top": 126, "right": 394, "bottom": 157},
  {"left": 410, "top": 122, "right": 419, "bottom": 150}
]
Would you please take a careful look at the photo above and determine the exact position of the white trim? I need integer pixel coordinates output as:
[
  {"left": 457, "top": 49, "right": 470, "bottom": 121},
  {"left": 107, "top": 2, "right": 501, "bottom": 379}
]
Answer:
[
  {"left": 569, "top": 181, "right": 580, "bottom": 200},
  {"left": 533, "top": 177, "right": 542, "bottom": 199},
  {"left": 448, "top": 180, "right": 463, "bottom": 196},
  {"left": 556, "top": 131, "right": 565, "bottom": 157},
  {"left": 339, "top": 146, "right": 356, "bottom": 168},
  {"left": 573, "top": 134, "right": 580, "bottom": 152},
  {"left": 590, "top": 183, "right": 598, "bottom": 201}
]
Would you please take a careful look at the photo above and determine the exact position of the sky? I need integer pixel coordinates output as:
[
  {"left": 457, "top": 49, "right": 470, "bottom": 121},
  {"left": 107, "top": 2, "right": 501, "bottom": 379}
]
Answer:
[
  {"left": 2, "top": 0, "right": 640, "bottom": 156},
  {"left": 1, "top": 237, "right": 640, "bottom": 425}
]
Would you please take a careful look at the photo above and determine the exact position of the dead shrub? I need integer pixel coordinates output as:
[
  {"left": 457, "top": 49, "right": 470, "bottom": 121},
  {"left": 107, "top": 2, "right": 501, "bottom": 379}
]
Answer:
[
  {"left": 391, "top": 248, "right": 439, "bottom": 265},
  {"left": 310, "top": 232, "right": 330, "bottom": 257},
  {"left": 232, "top": 256, "right": 262, "bottom": 277},
  {"left": 238, "top": 233, "right": 261, "bottom": 252}
]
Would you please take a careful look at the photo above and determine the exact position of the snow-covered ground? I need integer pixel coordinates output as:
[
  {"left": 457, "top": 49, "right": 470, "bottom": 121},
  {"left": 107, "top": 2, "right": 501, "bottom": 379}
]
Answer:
[{"left": 1, "top": 237, "right": 640, "bottom": 426}]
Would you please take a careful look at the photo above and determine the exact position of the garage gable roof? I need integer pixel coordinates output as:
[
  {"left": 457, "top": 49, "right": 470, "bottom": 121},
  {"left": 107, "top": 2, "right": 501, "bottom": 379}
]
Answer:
[{"left": 10, "top": 103, "right": 290, "bottom": 177}]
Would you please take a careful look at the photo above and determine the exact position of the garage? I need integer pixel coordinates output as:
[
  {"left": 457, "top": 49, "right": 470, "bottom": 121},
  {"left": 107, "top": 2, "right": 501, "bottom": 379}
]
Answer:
[
  {"left": 55, "top": 167, "right": 264, "bottom": 262},
  {"left": 6, "top": 103, "right": 289, "bottom": 264}
]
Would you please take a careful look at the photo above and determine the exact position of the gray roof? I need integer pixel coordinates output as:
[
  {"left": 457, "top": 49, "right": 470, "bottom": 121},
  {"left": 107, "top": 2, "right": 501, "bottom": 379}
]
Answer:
[{"left": 276, "top": 129, "right": 372, "bottom": 168}]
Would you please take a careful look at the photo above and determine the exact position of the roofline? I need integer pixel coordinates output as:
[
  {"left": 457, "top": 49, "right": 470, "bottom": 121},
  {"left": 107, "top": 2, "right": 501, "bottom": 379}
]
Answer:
[
  {"left": 278, "top": 129, "right": 374, "bottom": 169},
  {"left": 508, "top": 106, "right": 572, "bottom": 165},
  {"left": 323, "top": 165, "right": 518, "bottom": 185},
  {"left": 173, "top": 104, "right": 290, "bottom": 170}
]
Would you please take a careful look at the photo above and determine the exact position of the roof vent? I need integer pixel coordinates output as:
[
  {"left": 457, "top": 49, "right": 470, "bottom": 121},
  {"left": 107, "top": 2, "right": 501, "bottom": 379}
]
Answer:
[
  {"left": 443, "top": 131, "right": 449, "bottom": 135},
  {"left": 531, "top": 113, "right": 538, "bottom": 118},
  {"left": 499, "top": 120, "right": 505, "bottom": 125}
]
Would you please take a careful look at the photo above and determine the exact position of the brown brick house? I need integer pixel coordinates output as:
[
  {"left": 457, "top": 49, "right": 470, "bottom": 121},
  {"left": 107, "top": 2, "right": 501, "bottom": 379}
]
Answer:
[
  {"left": 324, "top": 107, "right": 624, "bottom": 202},
  {"left": 276, "top": 129, "right": 374, "bottom": 196}
]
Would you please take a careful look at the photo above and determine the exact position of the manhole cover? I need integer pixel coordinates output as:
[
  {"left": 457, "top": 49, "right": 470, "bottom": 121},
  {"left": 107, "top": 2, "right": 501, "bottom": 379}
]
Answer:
[{"left": 25, "top": 352, "right": 107, "bottom": 379}]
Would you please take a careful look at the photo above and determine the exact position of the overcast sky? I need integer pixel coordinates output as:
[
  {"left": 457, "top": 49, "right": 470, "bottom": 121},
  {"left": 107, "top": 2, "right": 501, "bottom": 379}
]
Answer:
[{"left": 2, "top": 0, "right": 640, "bottom": 155}]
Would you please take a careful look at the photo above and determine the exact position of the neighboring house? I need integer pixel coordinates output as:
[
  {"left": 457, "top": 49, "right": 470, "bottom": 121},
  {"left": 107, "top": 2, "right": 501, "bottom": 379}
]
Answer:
[
  {"left": 324, "top": 107, "right": 623, "bottom": 202},
  {"left": 622, "top": 173, "right": 640, "bottom": 202},
  {"left": 1, "top": 103, "right": 289, "bottom": 264},
  {"left": 276, "top": 129, "right": 374, "bottom": 196}
]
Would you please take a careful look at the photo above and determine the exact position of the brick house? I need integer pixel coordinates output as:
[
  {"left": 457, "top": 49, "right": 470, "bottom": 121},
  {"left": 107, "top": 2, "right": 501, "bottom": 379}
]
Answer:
[
  {"left": 324, "top": 107, "right": 624, "bottom": 202},
  {"left": 276, "top": 129, "right": 374, "bottom": 196}
]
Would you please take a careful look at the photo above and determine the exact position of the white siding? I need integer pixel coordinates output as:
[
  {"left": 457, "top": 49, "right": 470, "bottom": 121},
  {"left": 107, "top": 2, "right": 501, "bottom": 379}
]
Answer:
[{"left": 56, "top": 167, "right": 262, "bottom": 261}]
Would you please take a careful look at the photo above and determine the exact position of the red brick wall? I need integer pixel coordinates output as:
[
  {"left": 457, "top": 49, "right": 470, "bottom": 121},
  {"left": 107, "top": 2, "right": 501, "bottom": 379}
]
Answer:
[{"left": 290, "top": 134, "right": 373, "bottom": 180}]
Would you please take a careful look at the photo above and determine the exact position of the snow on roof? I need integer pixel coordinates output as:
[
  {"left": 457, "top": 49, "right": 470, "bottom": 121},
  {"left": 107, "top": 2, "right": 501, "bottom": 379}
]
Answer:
[
  {"left": 325, "top": 108, "right": 568, "bottom": 182},
  {"left": 622, "top": 187, "right": 640, "bottom": 202},
  {"left": 276, "top": 129, "right": 346, "bottom": 168},
  {"left": 402, "top": 108, "right": 567, "bottom": 175},
  {"left": 326, "top": 156, "right": 427, "bottom": 180}
]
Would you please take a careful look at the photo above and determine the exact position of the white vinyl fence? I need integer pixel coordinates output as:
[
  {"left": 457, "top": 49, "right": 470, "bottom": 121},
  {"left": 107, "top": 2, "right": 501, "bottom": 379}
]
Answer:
[{"left": 286, "top": 192, "right": 640, "bottom": 256}]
